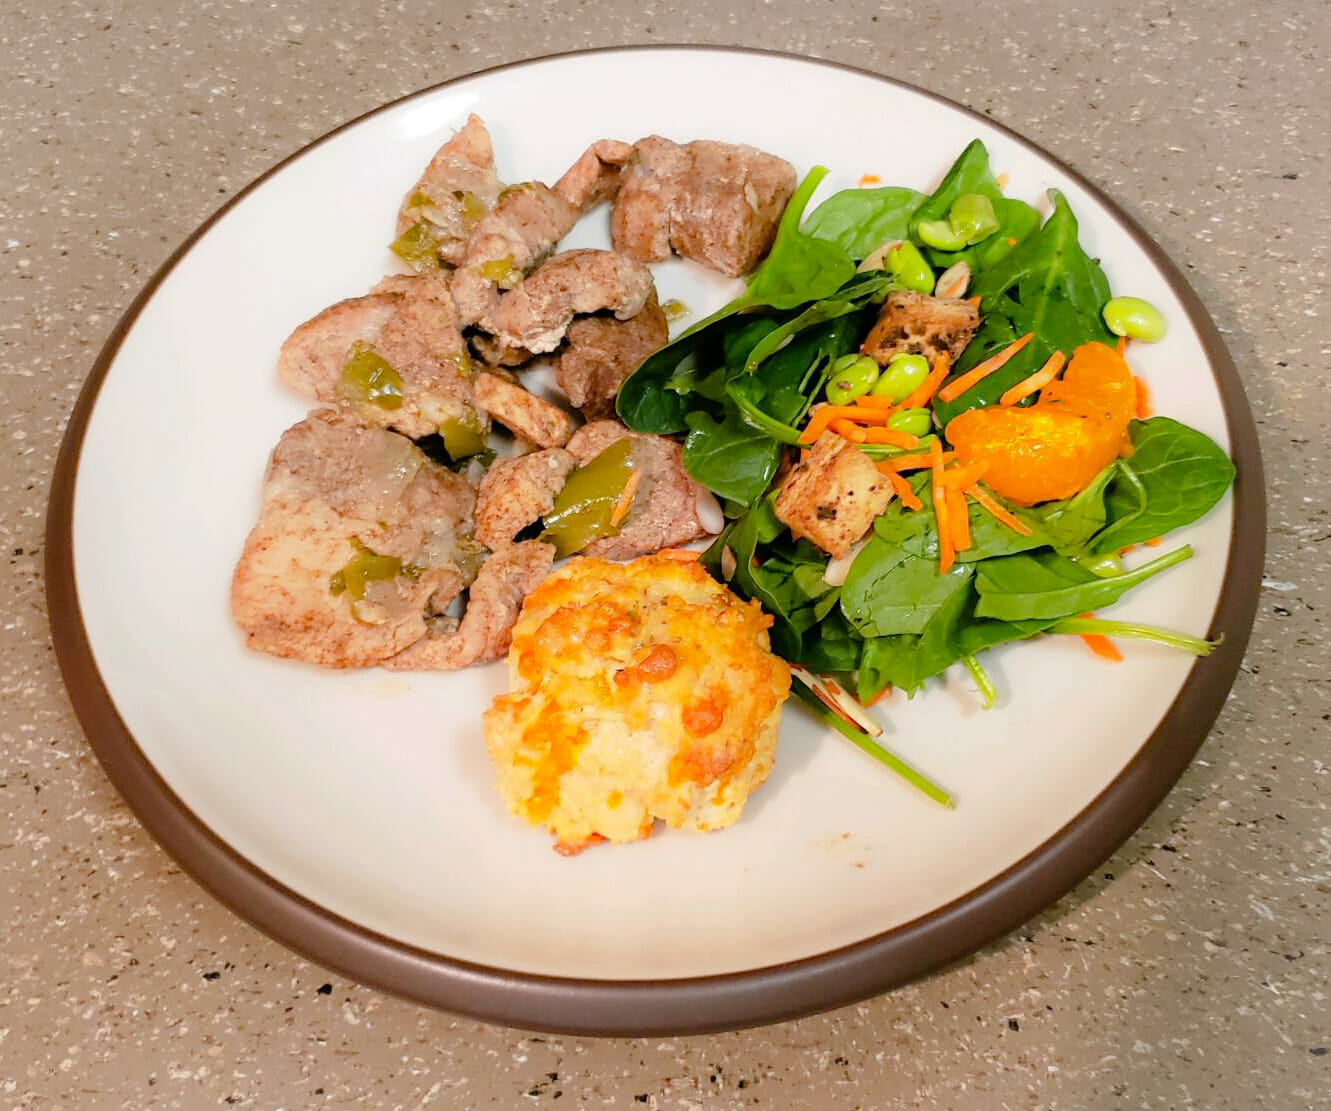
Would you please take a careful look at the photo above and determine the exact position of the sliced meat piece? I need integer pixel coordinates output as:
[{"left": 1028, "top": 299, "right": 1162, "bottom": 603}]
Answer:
[
  {"left": 475, "top": 372, "right": 576, "bottom": 448},
  {"left": 859, "top": 290, "right": 981, "bottom": 368},
  {"left": 556, "top": 290, "right": 668, "bottom": 418},
  {"left": 395, "top": 114, "right": 504, "bottom": 267},
  {"left": 554, "top": 139, "right": 634, "bottom": 211},
  {"left": 451, "top": 183, "right": 579, "bottom": 329},
  {"left": 231, "top": 409, "right": 479, "bottom": 668},
  {"left": 474, "top": 448, "right": 576, "bottom": 549},
  {"left": 384, "top": 541, "right": 555, "bottom": 670},
  {"left": 564, "top": 420, "right": 716, "bottom": 559},
  {"left": 278, "top": 271, "right": 479, "bottom": 440},
  {"left": 485, "top": 249, "right": 654, "bottom": 357},
  {"left": 773, "top": 430, "right": 892, "bottom": 559},
  {"left": 469, "top": 332, "right": 535, "bottom": 368},
  {"left": 368, "top": 274, "right": 420, "bottom": 296},
  {"left": 611, "top": 137, "right": 797, "bottom": 277}
]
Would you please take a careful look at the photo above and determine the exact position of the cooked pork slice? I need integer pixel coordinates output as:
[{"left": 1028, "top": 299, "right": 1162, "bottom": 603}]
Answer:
[
  {"left": 231, "top": 409, "right": 479, "bottom": 668},
  {"left": 369, "top": 274, "right": 421, "bottom": 296},
  {"left": 395, "top": 114, "right": 504, "bottom": 267},
  {"left": 384, "top": 540, "right": 555, "bottom": 670},
  {"left": 474, "top": 448, "right": 576, "bottom": 549},
  {"left": 859, "top": 290, "right": 981, "bottom": 368},
  {"left": 611, "top": 137, "right": 797, "bottom": 277},
  {"left": 564, "top": 420, "right": 717, "bottom": 559},
  {"left": 475, "top": 372, "right": 577, "bottom": 448},
  {"left": 485, "top": 249, "right": 654, "bottom": 357},
  {"left": 773, "top": 430, "right": 892, "bottom": 559},
  {"left": 556, "top": 291, "right": 668, "bottom": 417},
  {"left": 451, "top": 183, "right": 580, "bottom": 329},
  {"left": 278, "top": 271, "right": 479, "bottom": 440},
  {"left": 554, "top": 139, "right": 634, "bottom": 211}
]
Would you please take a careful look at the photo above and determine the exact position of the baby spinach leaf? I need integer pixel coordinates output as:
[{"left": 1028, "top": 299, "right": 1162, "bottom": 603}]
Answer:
[
  {"left": 743, "top": 271, "right": 893, "bottom": 374},
  {"left": 856, "top": 580, "right": 974, "bottom": 699},
  {"left": 1024, "top": 463, "right": 1116, "bottom": 554},
  {"left": 804, "top": 185, "right": 926, "bottom": 260},
  {"left": 842, "top": 545, "right": 974, "bottom": 637},
  {"left": 682, "top": 408, "right": 781, "bottom": 505},
  {"left": 974, "top": 546, "right": 1193, "bottom": 622},
  {"left": 801, "top": 609, "right": 863, "bottom": 673},
  {"left": 1091, "top": 418, "right": 1236, "bottom": 552}
]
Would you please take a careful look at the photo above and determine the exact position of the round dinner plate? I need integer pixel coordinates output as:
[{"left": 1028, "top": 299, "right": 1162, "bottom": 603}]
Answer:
[{"left": 47, "top": 47, "right": 1263, "bottom": 1035}]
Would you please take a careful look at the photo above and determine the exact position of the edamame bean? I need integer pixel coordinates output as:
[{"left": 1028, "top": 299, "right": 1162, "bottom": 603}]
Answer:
[
  {"left": 885, "top": 241, "right": 935, "bottom": 293},
  {"left": 825, "top": 354, "right": 880, "bottom": 405},
  {"left": 886, "top": 407, "right": 932, "bottom": 437},
  {"left": 1102, "top": 297, "right": 1167, "bottom": 342},
  {"left": 915, "top": 219, "right": 968, "bottom": 252},
  {"left": 949, "top": 193, "right": 1000, "bottom": 244},
  {"left": 870, "top": 352, "right": 930, "bottom": 401}
]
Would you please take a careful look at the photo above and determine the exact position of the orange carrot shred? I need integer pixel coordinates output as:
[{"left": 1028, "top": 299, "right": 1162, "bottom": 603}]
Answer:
[
  {"left": 1135, "top": 375, "right": 1154, "bottom": 419},
  {"left": 936, "top": 332, "right": 1034, "bottom": 404},
  {"left": 859, "top": 684, "right": 893, "bottom": 707},
  {"left": 853, "top": 393, "right": 899, "bottom": 410},
  {"left": 1116, "top": 335, "right": 1126, "bottom": 356},
  {"left": 861, "top": 427, "right": 919, "bottom": 448},
  {"left": 1077, "top": 613, "right": 1122, "bottom": 662},
  {"left": 967, "top": 294, "right": 982, "bottom": 307},
  {"left": 931, "top": 439, "right": 955, "bottom": 574},
  {"left": 812, "top": 683, "right": 863, "bottom": 729},
  {"left": 608, "top": 469, "right": 641, "bottom": 527},
  {"left": 878, "top": 449, "right": 956, "bottom": 473},
  {"left": 1006, "top": 237, "right": 1018, "bottom": 247},
  {"left": 1145, "top": 536, "right": 1161, "bottom": 547},
  {"left": 887, "top": 469, "right": 923, "bottom": 510},
  {"left": 940, "top": 461, "right": 989, "bottom": 490},
  {"left": 1000, "top": 350, "right": 1067, "bottom": 407},
  {"left": 897, "top": 354, "right": 951, "bottom": 411},
  {"left": 858, "top": 173, "right": 882, "bottom": 186},
  {"left": 829, "top": 418, "right": 868, "bottom": 443},
  {"left": 1117, "top": 544, "right": 1137, "bottom": 556},
  {"left": 798, "top": 404, "right": 889, "bottom": 444},
  {"left": 969, "top": 485, "right": 1033, "bottom": 536},
  {"left": 946, "top": 486, "right": 971, "bottom": 553},
  {"left": 996, "top": 173, "right": 1010, "bottom": 188}
]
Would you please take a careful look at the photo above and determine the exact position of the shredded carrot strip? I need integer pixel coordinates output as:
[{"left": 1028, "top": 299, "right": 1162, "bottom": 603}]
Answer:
[
  {"left": 858, "top": 173, "right": 882, "bottom": 186},
  {"left": 852, "top": 393, "right": 898, "bottom": 410},
  {"left": 946, "top": 486, "right": 971, "bottom": 553},
  {"left": 656, "top": 548, "right": 701, "bottom": 561},
  {"left": 931, "top": 439, "right": 954, "bottom": 574},
  {"left": 859, "top": 684, "right": 893, "bottom": 707},
  {"left": 1145, "top": 536, "right": 1161, "bottom": 547},
  {"left": 968, "top": 485, "right": 1033, "bottom": 536},
  {"left": 887, "top": 470, "right": 923, "bottom": 510},
  {"left": 1000, "top": 350, "right": 1067, "bottom": 407},
  {"left": 1117, "top": 544, "right": 1137, "bottom": 556},
  {"left": 812, "top": 683, "right": 864, "bottom": 730},
  {"left": 609, "top": 469, "right": 641, "bottom": 527},
  {"left": 861, "top": 427, "right": 919, "bottom": 448},
  {"left": 896, "top": 354, "right": 951, "bottom": 411},
  {"left": 878, "top": 449, "right": 956, "bottom": 473},
  {"left": 996, "top": 173, "right": 1010, "bottom": 188},
  {"left": 939, "top": 461, "right": 989, "bottom": 490},
  {"left": 936, "top": 333, "right": 1034, "bottom": 404},
  {"left": 967, "top": 294, "right": 982, "bottom": 307},
  {"left": 1077, "top": 613, "right": 1123, "bottom": 662},
  {"left": 799, "top": 404, "right": 890, "bottom": 443},
  {"left": 1116, "top": 335, "right": 1126, "bottom": 356},
  {"left": 829, "top": 418, "right": 868, "bottom": 443},
  {"left": 1006, "top": 237, "right": 1018, "bottom": 247},
  {"left": 1135, "top": 375, "right": 1154, "bottom": 419}
]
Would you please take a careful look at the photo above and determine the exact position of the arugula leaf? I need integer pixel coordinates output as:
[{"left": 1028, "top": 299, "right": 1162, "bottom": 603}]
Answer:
[
  {"left": 744, "top": 166, "right": 857, "bottom": 310},
  {"left": 682, "top": 408, "right": 781, "bottom": 505},
  {"left": 974, "top": 546, "right": 1193, "bottom": 622},
  {"left": 804, "top": 186, "right": 925, "bottom": 260},
  {"left": 1091, "top": 418, "right": 1236, "bottom": 552},
  {"left": 934, "top": 189, "right": 1116, "bottom": 424}
]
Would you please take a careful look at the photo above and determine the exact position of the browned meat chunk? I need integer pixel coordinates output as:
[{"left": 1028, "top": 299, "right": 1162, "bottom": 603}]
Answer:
[
  {"left": 611, "top": 137, "right": 797, "bottom": 278},
  {"left": 554, "top": 139, "right": 634, "bottom": 211},
  {"left": 384, "top": 541, "right": 555, "bottom": 670},
  {"left": 474, "top": 372, "right": 576, "bottom": 448},
  {"left": 485, "top": 249, "right": 654, "bottom": 357},
  {"left": 277, "top": 272, "right": 479, "bottom": 441},
  {"left": 231, "top": 410, "right": 479, "bottom": 668},
  {"left": 773, "top": 431, "right": 892, "bottom": 559},
  {"left": 395, "top": 114, "right": 504, "bottom": 267},
  {"left": 859, "top": 290, "right": 981, "bottom": 368},
  {"left": 474, "top": 449, "right": 576, "bottom": 549},
  {"left": 556, "top": 291, "right": 668, "bottom": 418},
  {"left": 564, "top": 420, "right": 718, "bottom": 558},
  {"left": 451, "top": 183, "right": 579, "bottom": 329}
]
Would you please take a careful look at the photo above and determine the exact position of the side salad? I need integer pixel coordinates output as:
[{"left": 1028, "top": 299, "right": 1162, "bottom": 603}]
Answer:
[{"left": 617, "top": 141, "right": 1235, "bottom": 805}]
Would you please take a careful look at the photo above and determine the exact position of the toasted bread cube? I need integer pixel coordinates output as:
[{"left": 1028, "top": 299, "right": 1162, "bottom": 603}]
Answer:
[
  {"left": 860, "top": 290, "right": 980, "bottom": 367},
  {"left": 774, "top": 432, "right": 892, "bottom": 558}
]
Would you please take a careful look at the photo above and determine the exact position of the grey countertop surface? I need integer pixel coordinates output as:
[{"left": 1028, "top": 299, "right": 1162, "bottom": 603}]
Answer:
[{"left": 3, "top": 1, "right": 1327, "bottom": 1107}]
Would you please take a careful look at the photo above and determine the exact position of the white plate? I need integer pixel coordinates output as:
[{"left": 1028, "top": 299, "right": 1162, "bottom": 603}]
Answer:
[{"left": 49, "top": 47, "right": 1261, "bottom": 1034}]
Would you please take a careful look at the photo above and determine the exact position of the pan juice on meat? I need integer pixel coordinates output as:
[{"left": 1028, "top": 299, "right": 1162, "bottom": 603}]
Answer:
[{"left": 234, "top": 118, "right": 1235, "bottom": 836}]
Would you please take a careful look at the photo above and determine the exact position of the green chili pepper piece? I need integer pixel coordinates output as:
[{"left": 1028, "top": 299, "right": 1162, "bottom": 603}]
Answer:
[
  {"left": 439, "top": 408, "right": 488, "bottom": 460},
  {"left": 389, "top": 221, "right": 440, "bottom": 272},
  {"left": 329, "top": 537, "right": 405, "bottom": 600},
  {"left": 478, "top": 255, "right": 523, "bottom": 289},
  {"left": 541, "top": 438, "right": 635, "bottom": 558},
  {"left": 340, "top": 343, "right": 405, "bottom": 410}
]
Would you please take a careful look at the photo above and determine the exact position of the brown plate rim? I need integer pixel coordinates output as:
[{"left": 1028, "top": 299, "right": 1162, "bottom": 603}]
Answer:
[{"left": 44, "top": 44, "right": 1266, "bottom": 1036}]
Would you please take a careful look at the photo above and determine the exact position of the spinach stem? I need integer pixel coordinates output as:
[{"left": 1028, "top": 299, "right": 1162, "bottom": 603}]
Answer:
[
  {"left": 790, "top": 679, "right": 956, "bottom": 808},
  {"left": 961, "top": 654, "right": 997, "bottom": 709},
  {"left": 1048, "top": 617, "right": 1219, "bottom": 656}
]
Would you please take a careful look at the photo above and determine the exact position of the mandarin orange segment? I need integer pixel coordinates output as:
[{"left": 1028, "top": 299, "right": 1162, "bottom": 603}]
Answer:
[{"left": 943, "top": 341, "right": 1134, "bottom": 507}]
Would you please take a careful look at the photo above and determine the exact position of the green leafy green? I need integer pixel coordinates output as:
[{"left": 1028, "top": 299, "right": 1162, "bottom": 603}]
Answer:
[
  {"left": 1025, "top": 463, "right": 1117, "bottom": 554},
  {"left": 682, "top": 409, "right": 781, "bottom": 505},
  {"left": 856, "top": 581, "right": 974, "bottom": 699},
  {"left": 744, "top": 166, "right": 857, "bottom": 310},
  {"left": 804, "top": 186, "right": 926, "bottom": 260}
]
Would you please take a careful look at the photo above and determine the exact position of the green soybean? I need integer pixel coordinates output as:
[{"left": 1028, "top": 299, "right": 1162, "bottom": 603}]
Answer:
[
  {"left": 885, "top": 241, "right": 935, "bottom": 293},
  {"left": 916, "top": 219, "right": 968, "bottom": 252},
  {"left": 871, "top": 352, "right": 930, "bottom": 401},
  {"left": 886, "top": 407, "right": 933, "bottom": 437},
  {"left": 1102, "top": 297, "right": 1167, "bottom": 342},
  {"left": 825, "top": 354, "right": 880, "bottom": 404},
  {"left": 949, "top": 193, "right": 1000, "bottom": 244}
]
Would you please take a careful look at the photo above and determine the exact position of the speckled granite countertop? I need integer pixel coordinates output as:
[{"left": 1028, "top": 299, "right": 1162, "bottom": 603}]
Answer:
[{"left": 3, "top": 1, "right": 1326, "bottom": 1107}]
